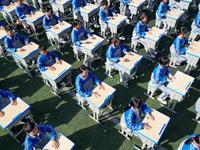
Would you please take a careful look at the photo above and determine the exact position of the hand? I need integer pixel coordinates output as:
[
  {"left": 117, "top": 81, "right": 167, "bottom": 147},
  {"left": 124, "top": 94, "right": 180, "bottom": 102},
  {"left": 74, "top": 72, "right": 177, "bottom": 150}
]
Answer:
[
  {"left": 47, "top": 66, "right": 56, "bottom": 71},
  {"left": 167, "top": 78, "right": 173, "bottom": 83},
  {"left": 130, "top": 0, "right": 135, "bottom": 3},
  {"left": 31, "top": 12, "right": 35, "bottom": 15},
  {"left": 0, "top": 26, "right": 5, "bottom": 30},
  {"left": 25, "top": 42, "right": 30, "bottom": 45},
  {"left": 81, "top": 40, "right": 88, "bottom": 44},
  {"left": 92, "top": 92, "right": 100, "bottom": 98},
  {"left": 52, "top": 140, "right": 59, "bottom": 149},
  {"left": 146, "top": 31, "right": 152, "bottom": 35},
  {"left": 87, "top": 3, "right": 91, "bottom": 6},
  {"left": 188, "top": 47, "right": 195, "bottom": 51},
  {"left": 27, "top": 14, "right": 31, "bottom": 17},
  {"left": 5, "top": 6, "right": 9, "bottom": 9},
  {"left": 149, "top": 28, "right": 155, "bottom": 32},
  {"left": 89, "top": 35, "right": 93, "bottom": 39},
  {"left": 11, "top": 100, "right": 18, "bottom": 106},
  {"left": 0, "top": 111, "right": 4, "bottom": 117},
  {"left": 81, "top": 7, "right": 86, "bottom": 10},
  {"left": 169, "top": 74, "right": 175, "bottom": 80},
  {"left": 113, "top": 13, "right": 117, "bottom": 17},
  {"left": 59, "top": 22, "right": 64, "bottom": 26},
  {"left": 190, "top": 42, "right": 196, "bottom": 46},
  {"left": 98, "top": 84, "right": 105, "bottom": 90},
  {"left": 10, "top": 2, "right": 14, "bottom": 6},
  {"left": 56, "top": 59, "right": 62, "bottom": 64},
  {"left": 120, "top": 57, "right": 127, "bottom": 62},
  {"left": 17, "top": 48, "right": 23, "bottom": 52},
  {"left": 109, "top": 16, "right": 114, "bottom": 20},
  {"left": 52, "top": 26, "right": 58, "bottom": 29},
  {"left": 144, "top": 123, "right": 151, "bottom": 130},
  {"left": 146, "top": 114, "right": 154, "bottom": 121}
]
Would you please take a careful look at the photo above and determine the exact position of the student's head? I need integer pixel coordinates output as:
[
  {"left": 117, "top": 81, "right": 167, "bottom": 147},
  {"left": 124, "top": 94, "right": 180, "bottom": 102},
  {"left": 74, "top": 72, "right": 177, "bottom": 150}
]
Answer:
[
  {"left": 123, "top": 97, "right": 142, "bottom": 112},
  {"left": 16, "top": 0, "right": 23, "bottom": 6},
  {"left": 38, "top": 44, "right": 47, "bottom": 56},
  {"left": 161, "top": 0, "right": 168, "bottom": 4},
  {"left": 43, "top": 7, "right": 51, "bottom": 17},
  {"left": 5, "top": 25, "right": 14, "bottom": 37},
  {"left": 108, "top": 36, "right": 120, "bottom": 47},
  {"left": 23, "top": 122, "right": 38, "bottom": 136},
  {"left": 73, "top": 19, "right": 81, "bottom": 30},
  {"left": 176, "top": 27, "right": 188, "bottom": 38},
  {"left": 185, "top": 134, "right": 200, "bottom": 148},
  {"left": 159, "top": 56, "right": 170, "bottom": 67},
  {"left": 78, "top": 65, "right": 88, "bottom": 77},
  {"left": 138, "top": 13, "right": 147, "bottom": 23},
  {"left": 101, "top": 0, "right": 108, "bottom": 9}
]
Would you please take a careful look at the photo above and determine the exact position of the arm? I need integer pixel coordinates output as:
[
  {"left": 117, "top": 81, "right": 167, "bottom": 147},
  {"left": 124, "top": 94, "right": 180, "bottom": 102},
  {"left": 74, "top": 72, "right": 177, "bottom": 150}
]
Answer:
[
  {"left": 49, "top": 52, "right": 58, "bottom": 61},
  {"left": 0, "top": 22, "right": 4, "bottom": 27},
  {"left": 71, "top": 30, "right": 81, "bottom": 46},
  {"left": 126, "top": 110, "right": 144, "bottom": 130},
  {"left": 157, "top": 4, "right": 166, "bottom": 18},
  {"left": 153, "top": 67, "right": 167, "bottom": 84},
  {"left": 43, "top": 17, "right": 51, "bottom": 30},
  {"left": 135, "top": 22, "right": 146, "bottom": 37},
  {"left": 106, "top": 46, "right": 120, "bottom": 62},
  {"left": 195, "top": 13, "right": 200, "bottom": 28},
  {"left": 24, "top": 139, "right": 34, "bottom": 150},
  {"left": 76, "top": 77, "right": 90, "bottom": 97},
  {"left": 15, "top": 7, "right": 27, "bottom": 19},
  {"left": 26, "top": 4, "right": 34, "bottom": 14},
  {"left": 141, "top": 103, "right": 151, "bottom": 115},
  {"left": 52, "top": 14, "right": 61, "bottom": 23},
  {"left": 174, "top": 38, "right": 187, "bottom": 54},
  {"left": 0, "top": 89, "right": 15, "bottom": 101},
  {"left": 4, "top": 38, "right": 17, "bottom": 53},
  {"left": 121, "top": 0, "right": 129, "bottom": 5},
  {"left": 39, "top": 125, "right": 56, "bottom": 141},
  {"left": 72, "top": 0, "right": 80, "bottom": 12},
  {"left": 89, "top": 72, "right": 100, "bottom": 85},
  {"left": 17, "top": 34, "right": 29, "bottom": 43},
  {"left": 119, "top": 43, "right": 127, "bottom": 53},
  {"left": 82, "top": 26, "right": 91, "bottom": 38},
  {"left": 37, "top": 56, "right": 47, "bottom": 72},
  {"left": 99, "top": 9, "right": 109, "bottom": 22},
  {"left": 108, "top": 7, "right": 114, "bottom": 16}
]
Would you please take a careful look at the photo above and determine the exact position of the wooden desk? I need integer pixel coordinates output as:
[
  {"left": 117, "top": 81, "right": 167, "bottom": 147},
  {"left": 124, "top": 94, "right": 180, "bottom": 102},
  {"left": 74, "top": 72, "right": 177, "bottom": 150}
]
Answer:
[
  {"left": 41, "top": 60, "right": 73, "bottom": 98},
  {"left": 55, "top": 0, "right": 72, "bottom": 15},
  {"left": 2, "top": 3, "right": 17, "bottom": 25},
  {"left": 128, "top": 0, "right": 146, "bottom": 15},
  {"left": 0, "top": 97, "right": 35, "bottom": 143},
  {"left": 136, "top": 109, "right": 170, "bottom": 149},
  {"left": 49, "top": 21, "right": 72, "bottom": 35},
  {"left": 2, "top": 3, "right": 16, "bottom": 13},
  {"left": 42, "top": 132, "right": 75, "bottom": 150},
  {"left": 180, "top": 0, "right": 193, "bottom": 10},
  {"left": 86, "top": 82, "right": 116, "bottom": 124}
]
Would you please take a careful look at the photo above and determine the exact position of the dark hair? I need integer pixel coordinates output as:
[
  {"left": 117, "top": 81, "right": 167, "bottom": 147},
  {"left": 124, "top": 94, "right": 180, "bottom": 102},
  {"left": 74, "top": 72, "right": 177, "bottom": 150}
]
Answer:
[
  {"left": 73, "top": 19, "right": 81, "bottom": 27},
  {"left": 108, "top": 36, "right": 119, "bottom": 46},
  {"left": 78, "top": 65, "right": 87, "bottom": 74},
  {"left": 101, "top": 0, "right": 108, "bottom": 6},
  {"left": 174, "top": 27, "right": 188, "bottom": 39},
  {"left": 42, "top": 6, "right": 51, "bottom": 13},
  {"left": 23, "top": 122, "right": 36, "bottom": 133},
  {"left": 16, "top": 0, "right": 22, "bottom": 2},
  {"left": 138, "top": 12, "right": 147, "bottom": 21},
  {"left": 154, "top": 56, "right": 170, "bottom": 68},
  {"left": 123, "top": 97, "right": 142, "bottom": 112},
  {"left": 38, "top": 44, "right": 47, "bottom": 51},
  {"left": 5, "top": 25, "right": 13, "bottom": 31},
  {"left": 185, "top": 134, "right": 200, "bottom": 145}
]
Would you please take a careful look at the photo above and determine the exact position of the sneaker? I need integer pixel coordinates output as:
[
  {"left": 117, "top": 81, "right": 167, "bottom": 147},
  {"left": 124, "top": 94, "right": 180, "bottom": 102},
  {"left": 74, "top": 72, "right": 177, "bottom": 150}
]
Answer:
[
  {"left": 157, "top": 98, "right": 167, "bottom": 105},
  {"left": 27, "top": 28, "right": 31, "bottom": 34},
  {"left": 152, "top": 51, "right": 158, "bottom": 55},
  {"left": 175, "top": 62, "right": 181, "bottom": 66},
  {"left": 89, "top": 27, "right": 94, "bottom": 33},
  {"left": 94, "top": 23, "right": 100, "bottom": 28},
  {"left": 191, "top": 3, "right": 197, "bottom": 8},
  {"left": 126, "top": 18, "right": 131, "bottom": 24},
  {"left": 130, "top": 76, "right": 135, "bottom": 80},
  {"left": 119, "top": 36, "right": 125, "bottom": 40},
  {"left": 59, "top": 38, "right": 66, "bottom": 44},
  {"left": 16, "top": 19, "right": 21, "bottom": 24}
]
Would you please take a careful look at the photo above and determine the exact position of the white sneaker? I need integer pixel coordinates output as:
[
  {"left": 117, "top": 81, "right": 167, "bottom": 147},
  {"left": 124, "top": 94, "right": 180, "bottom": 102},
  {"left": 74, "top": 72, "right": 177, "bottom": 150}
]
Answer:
[
  {"left": 157, "top": 98, "right": 167, "bottom": 105},
  {"left": 175, "top": 62, "right": 181, "bottom": 66},
  {"left": 119, "top": 36, "right": 125, "bottom": 40},
  {"left": 191, "top": 3, "right": 197, "bottom": 8},
  {"left": 59, "top": 38, "right": 66, "bottom": 44},
  {"left": 130, "top": 76, "right": 135, "bottom": 80},
  {"left": 89, "top": 28, "right": 94, "bottom": 33},
  {"left": 153, "top": 51, "right": 158, "bottom": 55},
  {"left": 126, "top": 18, "right": 131, "bottom": 24},
  {"left": 94, "top": 23, "right": 100, "bottom": 28}
]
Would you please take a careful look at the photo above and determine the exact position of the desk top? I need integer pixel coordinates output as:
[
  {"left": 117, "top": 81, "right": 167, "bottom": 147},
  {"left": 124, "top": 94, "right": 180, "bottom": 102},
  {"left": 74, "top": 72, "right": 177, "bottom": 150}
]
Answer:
[
  {"left": 41, "top": 60, "right": 72, "bottom": 81},
  {"left": 136, "top": 109, "right": 170, "bottom": 144},
  {"left": 80, "top": 34, "right": 104, "bottom": 51},
  {"left": 49, "top": 21, "right": 72, "bottom": 35},
  {"left": 117, "top": 52, "right": 143, "bottom": 71},
  {"left": 0, "top": 97, "right": 30, "bottom": 129},
  {"left": 128, "top": 0, "right": 146, "bottom": 7},
  {"left": 14, "top": 42, "right": 39, "bottom": 59},
  {"left": 186, "top": 41, "right": 200, "bottom": 58},
  {"left": 167, "top": 71, "right": 194, "bottom": 96},
  {"left": 24, "top": 11, "right": 44, "bottom": 23},
  {"left": 80, "top": 4, "right": 99, "bottom": 14},
  {"left": 2, "top": 3, "right": 17, "bottom": 13},
  {"left": 86, "top": 82, "right": 116, "bottom": 109},
  {"left": 42, "top": 132, "right": 75, "bottom": 150},
  {"left": 166, "top": 9, "right": 184, "bottom": 20},
  {"left": 180, "top": 0, "right": 193, "bottom": 3},
  {"left": 145, "top": 27, "right": 165, "bottom": 42},
  {"left": 107, "top": 14, "right": 127, "bottom": 26},
  {"left": 0, "top": 29, "right": 7, "bottom": 40},
  {"left": 55, "top": 0, "right": 71, "bottom": 5}
]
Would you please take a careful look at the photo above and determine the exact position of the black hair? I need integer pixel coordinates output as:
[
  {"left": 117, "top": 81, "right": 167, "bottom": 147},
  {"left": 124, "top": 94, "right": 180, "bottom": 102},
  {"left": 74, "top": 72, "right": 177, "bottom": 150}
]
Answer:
[
  {"left": 173, "top": 27, "right": 188, "bottom": 39},
  {"left": 38, "top": 44, "right": 47, "bottom": 51},
  {"left": 78, "top": 65, "right": 87, "bottom": 74},
  {"left": 73, "top": 19, "right": 81, "bottom": 27},
  {"left": 42, "top": 6, "right": 51, "bottom": 13},
  {"left": 123, "top": 97, "right": 142, "bottom": 112},
  {"left": 5, "top": 25, "right": 13, "bottom": 31},
  {"left": 16, "top": 0, "right": 22, "bottom": 2},
  {"left": 155, "top": 56, "right": 170, "bottom": 68},
  {"left": 101, "top": 0, "right": 108, "bottom": 6},
  {"left": 137, "top": 12, "right": 147, "bottom": 21},
  {"left": 108, "top": 36, "right": 119, "bottom": 47},
  {"left": 23, "top": 122, "right": 36, "bottom": 133},
  {"left": 185, "top": 134, "right": 200, "bottom": 145}
]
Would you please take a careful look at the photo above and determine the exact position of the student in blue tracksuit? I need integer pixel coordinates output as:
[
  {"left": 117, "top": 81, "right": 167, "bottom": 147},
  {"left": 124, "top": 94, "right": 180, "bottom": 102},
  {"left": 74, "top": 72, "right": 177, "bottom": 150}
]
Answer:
[
  {"left": 191, "top": 5, "right": 200, "bottom": 33},
  {"left": 150, "top": 56, "right": 175, "bottom": 104},
  {"left": 156, "top": 0, "right": 171, "bottom": 32},
  {"left": 0, "top": 89, "right": 17, "bottom": 117},
  {"left": 120, "top": 0, "right": 132, "bottom": 23},
  {"left": 170, "top": 27, "right": 196, "bottom": 66},
  {"left": 23, "top": 122, "right": 59, "bottom": 150},
  {"left": 4, "top": 25, "right": 30, "bottom": 53},
  {"left": 106, "top": 36, "right": 132, "bottom": 83},
  {"left": 195, "top": 98, "right": 200, "bottom": 122},
  {"left": 15, "top": 0, "right": 34, "bottom": 34},
  {"left": 0, "top": 0, "right": 14, "bottom": 24},
  {"left": 178, "top": 134, "right": 200, "bottom": 150},
  {"left": 132, "top": 13, "right": 156, "bottom": 58},
  {"left": 71, "top": 19, "right": 93, "bottom": 66},
  {"left": 37, "top": 44, "right": 61, "bottom": 72},
  {"left": 0, "top": 21, "right": 5, "bottom": 30},
  {"left": 120, "top": 97, "right": 154, "bottom": 137}
]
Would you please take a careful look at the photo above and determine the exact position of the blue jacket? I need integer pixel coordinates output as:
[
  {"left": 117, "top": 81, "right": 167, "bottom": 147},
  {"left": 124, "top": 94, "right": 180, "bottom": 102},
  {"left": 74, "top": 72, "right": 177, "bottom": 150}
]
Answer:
[
  {"left": 124, "top": 103, "right": 150, "bottom": 130},
  {"left": 180, "top": 134, "right": 199, "bottom": 150},
  {"left": 152, "top": 64, "right": 171, "bottom": 84},
  {"left": 0, "top": 21, "right": 4, "bottom": 27},
  {"left": 0, "top": 0, "right": 13, "bottom": 11},
  {"left": 4, "top": 33, "right": 29, "bottom": 53},
  {"left": 194, "top": 12, "right": 200, "bottom": 28},
  {"left": 72, "top": 0, "right": 86, "bottom": 12},
  {"left": 121, "top": 0, "right": 130, "bottom": 5},
  {"left": 0, "top": 89, "right": 15, "bottom": 101},
  {"left": 43, "top": 14, "right": 61, "bottom": 30},
  {"left": 172, "top": 37, "right": 190, "bottom": 54},
  {"left": 37, "top": 51, "right": 58, "bottom": 72},
  {"left": 71, "top": 26, "right": 90, "bottom": 46},
  {"left": 157, "top": 2, "right": 171, "bottom": 18},
  {"left": 106, "top": 43, "right": 126, "bottom": 62},
  {"left": 134, "top": 21, "right": 149, "bottom": 38},
  {"left": 15, "top": 4, "right": 33, "bottom": 19},
  {"left": 24, "top": 124, "right": 56, "bottom": 150},
  {"left": 75, "top": 71, "right": 100, "bottom": 97},
  {"left": 99, "top": 7, "right": 114, "bottom": 22}
]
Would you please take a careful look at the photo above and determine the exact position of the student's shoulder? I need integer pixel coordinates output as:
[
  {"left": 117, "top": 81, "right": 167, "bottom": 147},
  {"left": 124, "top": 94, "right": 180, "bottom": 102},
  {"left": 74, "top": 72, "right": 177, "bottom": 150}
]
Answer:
[{"left": 75, "top": 74, "right": 82, "bottom": 82}]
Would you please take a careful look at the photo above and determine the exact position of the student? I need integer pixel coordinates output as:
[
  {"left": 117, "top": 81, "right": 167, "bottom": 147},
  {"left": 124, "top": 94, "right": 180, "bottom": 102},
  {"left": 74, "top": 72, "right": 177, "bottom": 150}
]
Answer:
[
  {"left": 120, "top": 97, "right": 154, "bottom": 137},
  {"left": 37, "top": 44, "right": 61, "bottom": 72},
  {"left": 0, "top": 0, "right": 14, "bottom": 24},
  {"left": 156, "top": 0, "right": 171, "bottom": 32},
  {"left": 15, "top": 0, "right": 34, "bottom": 34},
  {"left": 4, "top": 25, "right": 30, "bottom": 53},
  {"left": 177, "top": 134, "right": 200, "bottom": 150},
  {"left": 42, "top": 7, "right": 66, "bottom": 44},
  {"left": 150, "top": 56, "right": 175, "bottom": 104},
  {"left": 0, "top": 89, "right": 17, "bottom": 117},
  {"left": 120, "top": 0, "right": 133, "bottom": 23},
  {"left": 170, "top": 27, "right": 195, "bottom": 66},
  {"left": 132, "top": 13, "right": 156, "bottom": 58},
  {"left": 0, "top": 21, "right": 5, "bottom": 30},
  {"left": 75, "top": 65, "right": 105, "bottom": 99},
  {"left": 23, "top": 122, "right": 59, "bottom": 150},
  {"left": 71, "top": 19, "right": 93, "bottom": 66},
  {"left": 195, "top": 97, "right": 200, "bottom": 122},
  {"left": 191, "top": 5, "right": 200, "bottom": 33},
  {"left": 106, "top": 36, "right": 133, "bottom": 84}
]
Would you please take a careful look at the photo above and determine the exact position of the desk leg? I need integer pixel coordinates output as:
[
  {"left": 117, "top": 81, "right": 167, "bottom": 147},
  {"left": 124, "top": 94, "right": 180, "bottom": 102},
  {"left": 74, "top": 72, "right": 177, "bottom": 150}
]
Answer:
[
  {"left": 0, "top": 45, "right": 9, "bottom": 60},
  {"left": 21, "top": 59, "right": 33, "bottom": 77},
  {"left": 88, "top": 106, "right": 101, "bottom": 124},
  {"left": 30, "top": 23, "right": 39, "bottom": 41},
  {"left": 161, "top": 99, "right": 178, "bottom": 114}
]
